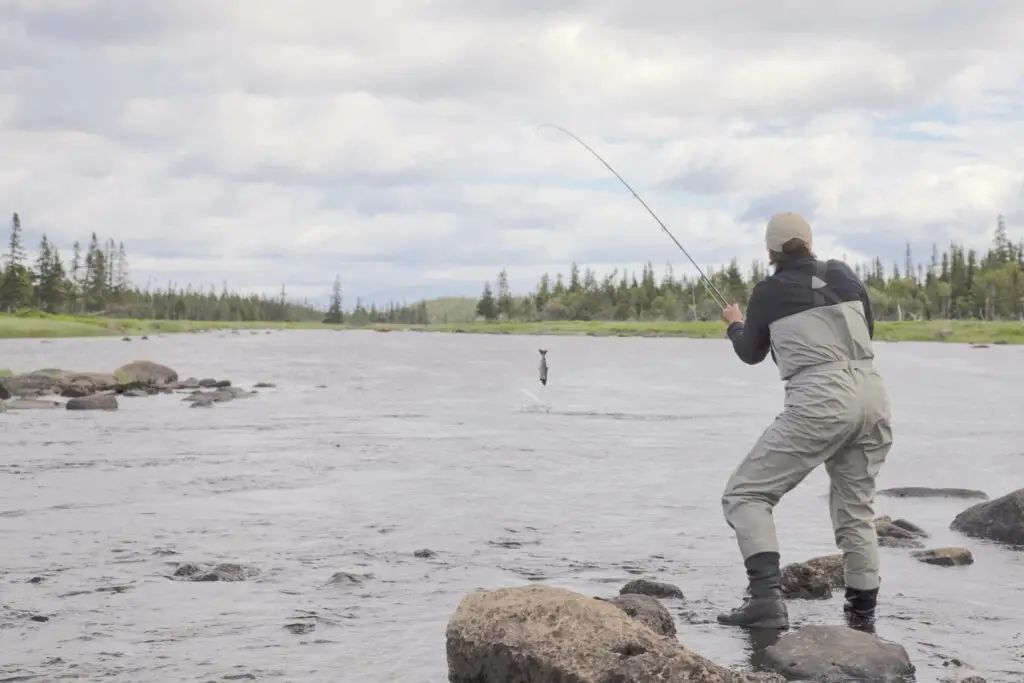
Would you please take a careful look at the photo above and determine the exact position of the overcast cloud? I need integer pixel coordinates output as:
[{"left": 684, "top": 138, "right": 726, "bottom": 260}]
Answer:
[{"left": 1, "top": 0, "right": 1022, "bottom": 306}]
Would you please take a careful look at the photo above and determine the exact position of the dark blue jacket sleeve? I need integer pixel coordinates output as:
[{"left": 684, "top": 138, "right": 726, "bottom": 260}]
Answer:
[{"left": 726, "top": 281, "right": 772, "bottom": 365}]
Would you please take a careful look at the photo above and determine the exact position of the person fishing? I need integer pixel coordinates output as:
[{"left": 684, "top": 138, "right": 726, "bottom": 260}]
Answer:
[{"left": 717, "top": 212, "right": 893, "bottom": 632}]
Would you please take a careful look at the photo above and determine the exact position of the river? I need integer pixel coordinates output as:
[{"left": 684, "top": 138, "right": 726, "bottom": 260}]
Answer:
[{"left": 1, "top": 329, "right": 1022, "bottom": 682}]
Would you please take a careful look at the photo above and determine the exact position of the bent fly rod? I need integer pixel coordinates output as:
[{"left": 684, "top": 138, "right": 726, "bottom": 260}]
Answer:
[{"left": 538, "top": 123, "right": 730, "bottom": 309}]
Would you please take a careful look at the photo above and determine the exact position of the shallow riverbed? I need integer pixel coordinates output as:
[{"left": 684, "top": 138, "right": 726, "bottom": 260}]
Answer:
[{"left": 1, "top": 329, "right": 1022, "bottom": 682}]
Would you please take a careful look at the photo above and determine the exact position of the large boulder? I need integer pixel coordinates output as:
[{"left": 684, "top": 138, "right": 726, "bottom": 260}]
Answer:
[
  {"left": 950, "top": 489, "right": 1024, "bottom": 546},
  {"left": 446, "top": 585, "right": 781, "bottom": 683},
  {"left": 752, "top": 625, "right": 915, "bottom": 681},
  {"left": 113, "top": 361, "right": 178, "bottom": 386}
]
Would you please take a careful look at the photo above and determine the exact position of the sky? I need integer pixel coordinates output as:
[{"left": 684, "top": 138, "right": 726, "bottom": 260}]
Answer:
[{"left": 1, "top": 1, "right": 1023, "bottom": 308}]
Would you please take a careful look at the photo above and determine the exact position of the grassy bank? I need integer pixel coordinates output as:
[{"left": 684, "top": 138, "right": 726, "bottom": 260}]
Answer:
[
  {"left": 2, "top": 312, "right": 1021, "bottom": 345},
  {"left": 0, "top": 312, "right": 323, "bottom": 339},
  {"left": 383, "top": 319, "right": 1024, "bottom": 344}
]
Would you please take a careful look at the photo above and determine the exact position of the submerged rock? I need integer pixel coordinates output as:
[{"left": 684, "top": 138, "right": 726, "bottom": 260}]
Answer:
[
  {"left": 326, "top": 571, "right": 370, "bottom": 587},
  {"left": 752, "top": 625, "right": 915, "bottom": 681},
  {"left": 938, "top": 658, "right": 988, "bottom": 683},
  {"left": 183, "top": 386, "right": 254, "bottom": 408},
  {"left": 619, "top": 578, "right": 684, "bottom": 600},
  {"left": 912, "top": 547, "right": 974, "bottom": 567},
  {"left": 879, "top": 487, "right": 988, "bottom": 500},
  {"left": 66, "top": 394, "right": 118, "bottom": 411},
  {"left": 446, "top": 585, "right": 782, "bottom": 683},
  {"left": 5, "top": 398, "right": 60, "bottom": 410},
  {"left": 780, "top": 554, "right": 843, "bottom": 599},
  {"left": 599, "top": 594, "right": 676, "bottom": 637},
  {"left": 876, "top": 515, "right": 929, "bottom": 548},
  {"left": 171, "top": 562, "right": 255, "bottom": 582},
  {"left": 950, "top": 488, "right": 1024, "bottom": 546}
]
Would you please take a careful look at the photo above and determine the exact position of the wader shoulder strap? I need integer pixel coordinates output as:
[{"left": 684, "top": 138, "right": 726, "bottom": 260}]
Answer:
[{"left": 811, "top": 259, "right": 842, "bottom": 307}]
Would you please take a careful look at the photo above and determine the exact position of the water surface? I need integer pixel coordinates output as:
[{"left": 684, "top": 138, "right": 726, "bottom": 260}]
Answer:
[{"left": 1, "top": 330, "right": 1022, "bottom": 682}]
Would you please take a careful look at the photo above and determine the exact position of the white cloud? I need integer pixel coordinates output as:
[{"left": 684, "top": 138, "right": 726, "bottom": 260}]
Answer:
[{"left": 0, "top": 0, "right": 1022, "bottom": 304}]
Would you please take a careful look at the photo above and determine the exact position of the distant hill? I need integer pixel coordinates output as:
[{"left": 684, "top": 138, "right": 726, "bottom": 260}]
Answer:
[{"left": 424, "top": 297, "right": 477, "bottom": 323}]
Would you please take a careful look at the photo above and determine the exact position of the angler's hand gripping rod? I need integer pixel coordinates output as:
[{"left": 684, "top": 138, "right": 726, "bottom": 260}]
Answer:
[{"left": 538, "top": 123, "right": 730, "bottom": 310}]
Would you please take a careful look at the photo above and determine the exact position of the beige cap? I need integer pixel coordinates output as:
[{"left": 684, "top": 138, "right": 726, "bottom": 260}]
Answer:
[{"left": 765, "top": 212, "right": 812, "bottom": 252}]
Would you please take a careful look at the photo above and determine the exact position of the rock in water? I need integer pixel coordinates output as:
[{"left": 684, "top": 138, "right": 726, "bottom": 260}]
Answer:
[
  {"left": 780, "top": 554, "right": 844, "bottom": 599},
  {"left": 172, "top": 562, "right": 254, "bottom": 582},
  {"left": 879, "top": 486, "right": 988, "bottom": 500},
  {"left": 114, "top": 361, "right": 178, "bottom": 386},
  {"left": 446, "top": 585, "right": 780, "bottom": 683},
  {"left": 619, "top": 578, "right": 685, "bottom": 599},
  {"left": 876, "top": 515, "right": 929, "bottom": 549},
  {"left": 753, "top": 625, "right": 915, "bottom": 681},
  {"left": 950, "top": 488, "right": 1024, "bottom": 546},
  {"left": 5, "top": 399, "right": 59, "bottom": 410},
  {"left": 912, "top": 547, "right": 974, "bottom": 567},
  {"left": 66, "top": 394, "right": 118, "bottom": 411},
  {"left": 0, "top": 372, "right": 61, "bottom": 397},
  {"left": 601, "top": 594, "right": 676, "bottom": 638}
]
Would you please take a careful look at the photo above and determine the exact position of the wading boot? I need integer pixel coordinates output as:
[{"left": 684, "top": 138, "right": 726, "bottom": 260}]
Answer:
[
  {"left": 717, "top": 551, "right": 789, "bottom": 629},
  {"left": 843, "top": 587, "right": 878, "bottom": 633}
]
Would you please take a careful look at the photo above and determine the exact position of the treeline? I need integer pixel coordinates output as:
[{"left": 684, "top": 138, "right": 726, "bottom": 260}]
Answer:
[
  {"left": 0, "top": 213, "right": 429, "bottom": 324},
  {"left": 476, "top": 216, "right": 1024, "bottom": 322},
  {"left": 322, "top": 273, "right": 430, "bottom": 325}
]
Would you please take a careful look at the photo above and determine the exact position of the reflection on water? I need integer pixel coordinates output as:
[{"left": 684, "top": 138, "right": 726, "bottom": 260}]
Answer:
[{"left": 1, "top": 330, "right": 1023, "bottom": 682}]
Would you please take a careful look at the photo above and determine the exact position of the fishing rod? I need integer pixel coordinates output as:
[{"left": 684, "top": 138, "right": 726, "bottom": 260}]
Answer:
[{"left": 537, "top": 123, "right": 730, "bottom": 309}]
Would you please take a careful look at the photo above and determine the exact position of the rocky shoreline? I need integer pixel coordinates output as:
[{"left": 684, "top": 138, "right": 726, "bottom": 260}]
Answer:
[
  {"left": 445, "top": 487, "right": 1024, "bottom": 682},
  {"left": 0, "top": 360, "right": 275, "bottom": 412}
]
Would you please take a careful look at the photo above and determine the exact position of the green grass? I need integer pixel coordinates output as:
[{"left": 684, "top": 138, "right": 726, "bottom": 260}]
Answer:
[
  {"left": 0, "top": 312, "right": 324, "bottom": 339},
  {"left": 370, "top": 319, "right": 1024, "bottom": 344},
  {"left": 2, "top": 311, "right": 1021, "bottom": 345}
]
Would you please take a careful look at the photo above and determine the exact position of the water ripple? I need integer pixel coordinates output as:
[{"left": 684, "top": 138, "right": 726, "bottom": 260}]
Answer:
[{"left": 0, "top": 330, "right": 1022, "bottom": 682}]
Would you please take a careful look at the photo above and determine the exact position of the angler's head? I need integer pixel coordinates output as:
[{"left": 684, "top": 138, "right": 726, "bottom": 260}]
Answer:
[{"left": 765, "top": 212, "right": 814, "bottom": 267}]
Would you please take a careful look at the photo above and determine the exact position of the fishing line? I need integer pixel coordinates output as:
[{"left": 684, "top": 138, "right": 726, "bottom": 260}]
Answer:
[{"left": 538, "top": 123, "right": 730, "bottom": 309}]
